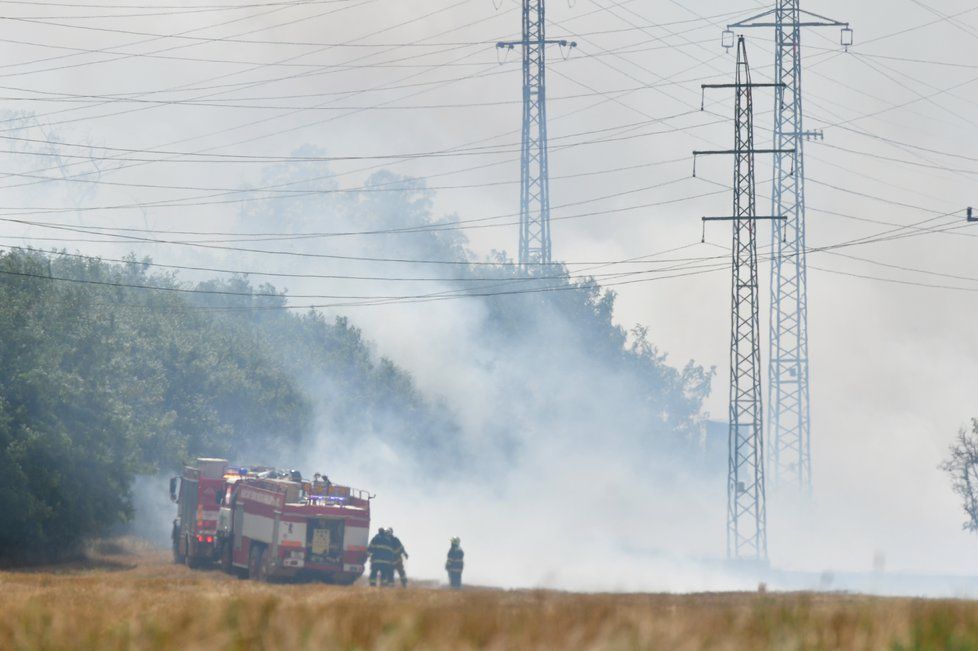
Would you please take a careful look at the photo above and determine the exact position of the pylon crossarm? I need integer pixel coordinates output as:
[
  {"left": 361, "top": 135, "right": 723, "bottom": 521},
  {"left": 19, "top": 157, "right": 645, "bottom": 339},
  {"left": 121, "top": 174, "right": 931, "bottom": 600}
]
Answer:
[
  {"left": 727, "top": 7, "right": 777, "bottom": 29},
  {"left": 795, "top": 9, "right": 848, "bottom": 27},
  {"left": 693, "top": 148, "right": 793, "bottom": 176},
  {"left": 701, "top": 82, "right": 783, "bottom": 109},
  {"left": 497, "top": 39, "right": 576, "bottom": 47},
  {"left": 702, "top": 83, "right": 783, "bottom": 89},
  {"left": 731, "top": 20, "right": 846, "bottom": 28},
  {"left": 729, "top": 8, "right": 848, "bottom": 29},
  {"left": 703, "top": 216, "right": 785, "bottom": 222},
  {"left": 694, "top": 149, "right": 794, "bottom": 156}
]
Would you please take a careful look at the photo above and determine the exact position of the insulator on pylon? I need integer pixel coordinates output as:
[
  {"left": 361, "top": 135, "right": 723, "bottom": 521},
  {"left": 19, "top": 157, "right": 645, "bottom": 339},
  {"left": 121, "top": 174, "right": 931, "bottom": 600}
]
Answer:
[
  {"left": 722, "top": 29, "right": 735, "bottom": 51},
  {"left": 841, "top": 26, "right": 854, "bottom": 50},
  {"left": 490, "top": 0, "right": 503, "bottom": 10},
  {"left": 495, "top": 42, "right": 513, "bottom": 65},
  {"left": 558, "top": 40, "right": 577, "bottom": 60}
]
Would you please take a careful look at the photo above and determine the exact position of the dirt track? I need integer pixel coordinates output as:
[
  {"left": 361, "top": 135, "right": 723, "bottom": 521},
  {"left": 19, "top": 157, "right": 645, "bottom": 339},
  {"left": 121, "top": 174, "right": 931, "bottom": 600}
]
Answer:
[{"left": 3, "top": 541, "right": 978, "bottom": 650}]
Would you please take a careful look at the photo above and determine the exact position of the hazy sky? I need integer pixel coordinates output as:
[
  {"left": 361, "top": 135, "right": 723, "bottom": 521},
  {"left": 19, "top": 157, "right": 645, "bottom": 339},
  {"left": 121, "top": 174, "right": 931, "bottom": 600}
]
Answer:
[{"left": 3, "top": 0, "right": 977, "bottom": 582}]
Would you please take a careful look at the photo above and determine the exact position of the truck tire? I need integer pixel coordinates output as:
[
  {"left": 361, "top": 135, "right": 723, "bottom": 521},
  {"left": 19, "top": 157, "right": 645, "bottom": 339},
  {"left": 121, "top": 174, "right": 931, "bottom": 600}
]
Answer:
[
  {"left": 185, "top": 538, "right": 198, "bottom": 569},
  {"left": 333, "top": 573, "right": 358, "bottom": 586},
  {"left": 172, "top": 526, "right": 185, "bottom": 565},
  {"left": 185, "top": 537, "right": 207, "bottom": 570},
  {"left": 248, "top": 544, "right": 268, "bottom": 582},
  {"left": 220, "top": 538, "right": 233, "bottom": 574}
]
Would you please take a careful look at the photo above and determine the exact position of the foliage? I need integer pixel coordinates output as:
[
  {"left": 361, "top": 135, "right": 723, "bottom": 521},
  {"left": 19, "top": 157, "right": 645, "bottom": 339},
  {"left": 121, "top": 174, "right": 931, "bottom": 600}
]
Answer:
[
  {"left": 0, "top": 249, "right": 442, "bottom": 560},
  {"left": 941, "top": 419, "right": 978, "bottom": 532}
]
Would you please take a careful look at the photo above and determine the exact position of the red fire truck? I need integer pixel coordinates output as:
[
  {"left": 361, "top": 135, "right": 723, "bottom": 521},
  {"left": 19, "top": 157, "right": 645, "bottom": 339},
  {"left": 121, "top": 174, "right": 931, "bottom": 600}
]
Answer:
[
  {"left": 169, "top": 458, "right": 227, "bottom": 567},
  {"left": 171, "top": 458, "right": 372, "bottom": 584}
]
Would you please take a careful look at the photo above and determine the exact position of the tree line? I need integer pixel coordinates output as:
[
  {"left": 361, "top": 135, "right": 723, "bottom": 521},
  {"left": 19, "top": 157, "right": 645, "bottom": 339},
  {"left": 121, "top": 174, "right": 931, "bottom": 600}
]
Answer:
[{"left": 0, "top": 249, "right": 451, "bottom": 561}]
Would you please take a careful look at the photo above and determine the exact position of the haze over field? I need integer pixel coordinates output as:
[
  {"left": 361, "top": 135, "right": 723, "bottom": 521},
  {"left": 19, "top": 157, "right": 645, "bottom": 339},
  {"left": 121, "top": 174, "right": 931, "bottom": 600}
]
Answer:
[{"left": 0, "top": 0, "right": 975, "bottom": 594}]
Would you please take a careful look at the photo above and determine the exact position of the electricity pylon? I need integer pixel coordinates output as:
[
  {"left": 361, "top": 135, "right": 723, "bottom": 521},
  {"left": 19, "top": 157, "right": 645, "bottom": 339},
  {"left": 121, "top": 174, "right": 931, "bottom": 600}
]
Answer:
[
  {"left": 695, "top": 37, "right": 791, "bottom": 562},
  {"left": 497, "top": 2, "right": 575, "bottom": 268},
  {"left": 726, "top": 4, "right": 851, "bottom": 492}
]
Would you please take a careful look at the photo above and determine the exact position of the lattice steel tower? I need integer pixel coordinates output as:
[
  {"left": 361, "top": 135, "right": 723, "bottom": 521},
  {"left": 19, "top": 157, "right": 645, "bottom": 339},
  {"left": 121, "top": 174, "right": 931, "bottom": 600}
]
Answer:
[
  {"left": 696, "top": 37, "right": 790, "bottom": 561},
  {"left": 727, "top": 5, "right": 851, "bottom": 492},
  {"left": 497, "top": 2, "right": 574, "bottom": 268}
]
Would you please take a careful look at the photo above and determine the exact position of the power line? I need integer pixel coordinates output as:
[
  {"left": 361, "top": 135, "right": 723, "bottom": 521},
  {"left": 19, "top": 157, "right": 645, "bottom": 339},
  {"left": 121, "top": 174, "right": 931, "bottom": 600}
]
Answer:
[
  {"left": 0, "top": 112, "right": 716, "bottom": 206},
  {"left": 0, "top": 6, "right": 756, "bottom": 215},
  {"left": 0, "top": 110, "right": 704, "bottom": 165},
  {"left": 0, "top": 0, "right": 359, "bottom": 8},
  {"left": 6, "top": 206, "right": 969, "bottom": 274},
  {"left": 3, "top": 205, "right": 973, "bottom": 317},
  {"left": 0, "top": 0, "right": 968, "bottom": 316},
  {"left": 0, "top": 0, "right": 376, "bottom": 80},
  {"left": 0, "top": 183, "right": 726, "bottom": 245}
]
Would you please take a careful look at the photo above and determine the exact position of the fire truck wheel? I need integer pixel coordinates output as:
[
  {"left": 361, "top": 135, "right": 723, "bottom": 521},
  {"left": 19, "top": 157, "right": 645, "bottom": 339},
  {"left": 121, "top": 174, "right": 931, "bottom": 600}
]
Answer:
[
  {"left": 248, "top": 544, "right": 268, "bottom": 582},
  {"left": 172, "top": 532, "right": 185, "bottom": 565},
  {"left": 219, "top": 539, "right": 233, "bottom": 574},
  {"left": 185, "top": 544, "right": 199, "bottom": 569},
  {"left": 333, "top": 573, "right": 358, "bottom": 586}
]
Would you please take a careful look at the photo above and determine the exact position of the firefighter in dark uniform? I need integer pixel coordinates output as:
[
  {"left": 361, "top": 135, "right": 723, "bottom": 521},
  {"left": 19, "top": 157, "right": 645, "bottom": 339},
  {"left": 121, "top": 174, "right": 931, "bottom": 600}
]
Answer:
[
  {"left": 387, "top": 527, "right": 409, "bottom": 587},
  {"left": 367, "top": 527, "right": 395, "bottom": 586},
  {"left": 445, "top": 537, "right": 464, "bottom": 589}
]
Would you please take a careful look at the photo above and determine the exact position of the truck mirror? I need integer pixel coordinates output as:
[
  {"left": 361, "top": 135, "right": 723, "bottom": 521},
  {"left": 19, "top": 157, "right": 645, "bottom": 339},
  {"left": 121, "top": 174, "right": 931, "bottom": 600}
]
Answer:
[{"left": 169, "top": 477, "right": 179, "bottom": 503}]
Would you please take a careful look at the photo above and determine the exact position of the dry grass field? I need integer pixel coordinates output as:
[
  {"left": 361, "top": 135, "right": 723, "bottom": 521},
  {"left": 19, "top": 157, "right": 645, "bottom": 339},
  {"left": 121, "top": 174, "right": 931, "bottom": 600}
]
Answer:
[{"left": 3, "top": 541, "right": 978, "bottom": 651}]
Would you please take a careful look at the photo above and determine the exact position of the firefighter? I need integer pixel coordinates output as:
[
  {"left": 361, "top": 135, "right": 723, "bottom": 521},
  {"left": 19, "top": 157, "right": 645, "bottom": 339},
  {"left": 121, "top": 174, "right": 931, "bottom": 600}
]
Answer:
[
  {"left": 445, "top": 537, "right": 464, "bottom": 589},
  {"left": 387, "top": 527, "right": 409, "bottom": 587},
  {"left": 367, "top": 527, "right": 395, "bottom": 587},
  {"left": 311, "top": 473, "right": 332, "bottom": 496}
]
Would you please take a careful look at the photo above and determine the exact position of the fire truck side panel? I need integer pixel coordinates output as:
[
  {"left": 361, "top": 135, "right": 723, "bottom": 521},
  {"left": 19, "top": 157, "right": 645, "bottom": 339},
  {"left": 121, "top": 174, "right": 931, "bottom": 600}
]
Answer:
[
  {"left": 229, "top": 484, "right": 284, "bottom": 569},
  {"left": 336, "top": 523, "right": 368, "bottom": 577},
  {"left": 346, "top": 524, "right": 368, "bottom": 552},
  {"left": 278, "top": 518, "right": 308, "bottom": 552},
  {"left": 240, "top": 510, "right": 274, "bottom": 544}
]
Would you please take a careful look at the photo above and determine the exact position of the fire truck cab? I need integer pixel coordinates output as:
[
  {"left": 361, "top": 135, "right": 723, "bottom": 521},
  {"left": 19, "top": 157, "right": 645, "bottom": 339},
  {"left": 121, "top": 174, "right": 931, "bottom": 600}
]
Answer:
[{"left": 169, "top": 457, "right": 228, "bottom": 568}]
